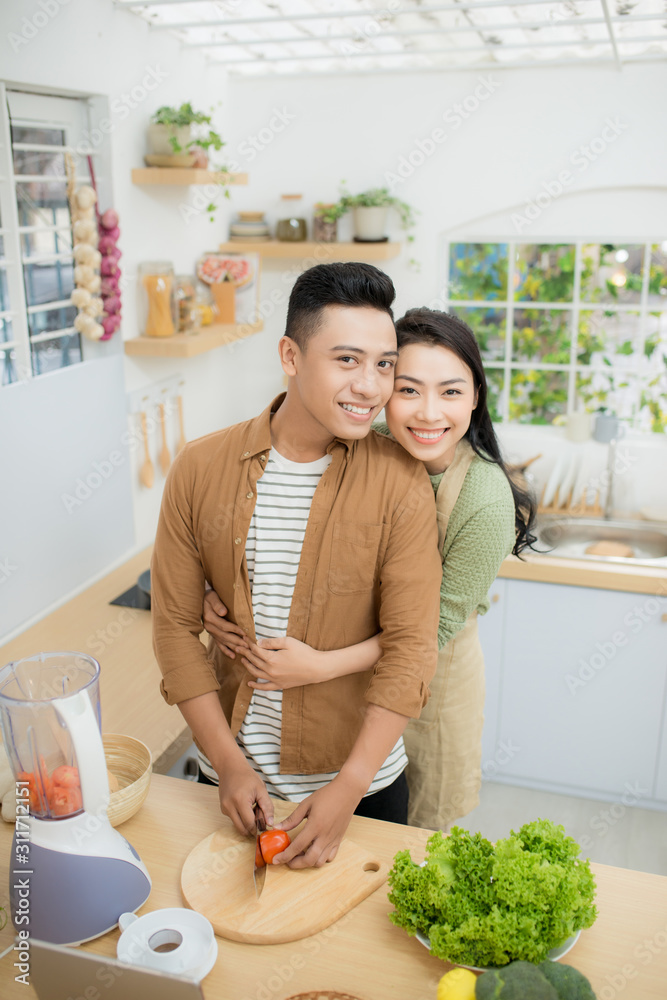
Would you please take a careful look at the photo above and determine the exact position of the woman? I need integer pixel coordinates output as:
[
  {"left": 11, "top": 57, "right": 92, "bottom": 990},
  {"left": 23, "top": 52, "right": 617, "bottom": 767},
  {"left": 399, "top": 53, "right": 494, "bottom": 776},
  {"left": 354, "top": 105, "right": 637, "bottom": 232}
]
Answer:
[{"left": 203, "top": 308, "right": 537, "bottom": 831}]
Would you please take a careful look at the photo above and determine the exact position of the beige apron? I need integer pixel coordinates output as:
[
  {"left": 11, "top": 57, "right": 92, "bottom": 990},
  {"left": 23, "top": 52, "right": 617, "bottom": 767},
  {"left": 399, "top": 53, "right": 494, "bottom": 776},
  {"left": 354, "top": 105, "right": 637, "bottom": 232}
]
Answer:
[{"left": 404, "top": 439, "right": 486, "bottom": 831}]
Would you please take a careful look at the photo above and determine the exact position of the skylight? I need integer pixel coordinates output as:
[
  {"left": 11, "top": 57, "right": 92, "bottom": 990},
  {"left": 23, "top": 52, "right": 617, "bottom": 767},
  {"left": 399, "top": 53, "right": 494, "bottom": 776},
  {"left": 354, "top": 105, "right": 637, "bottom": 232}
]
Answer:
[{"left": 115, "top": 0, "right": 667, "bottom": 75}]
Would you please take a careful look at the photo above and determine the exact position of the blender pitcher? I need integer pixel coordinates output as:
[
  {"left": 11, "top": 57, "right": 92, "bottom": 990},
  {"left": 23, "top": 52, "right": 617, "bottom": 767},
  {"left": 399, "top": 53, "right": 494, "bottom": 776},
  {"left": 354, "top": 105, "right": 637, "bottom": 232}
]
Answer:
[{"left": 0, "top": 652, "right": 151, "bottom": 945}]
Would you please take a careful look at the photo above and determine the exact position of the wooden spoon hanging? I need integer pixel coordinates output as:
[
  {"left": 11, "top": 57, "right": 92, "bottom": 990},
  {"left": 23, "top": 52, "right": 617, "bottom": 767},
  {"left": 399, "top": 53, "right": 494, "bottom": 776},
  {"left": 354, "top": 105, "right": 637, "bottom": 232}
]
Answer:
[
  {"left": 139, "top": 411, "right": 154, "bottom": 488},
  {"left": 176, "top": 394, "right": 187, "bottom": 454},
  {"left": 158, "top": 402, "right": 171, "bottom": 476}
]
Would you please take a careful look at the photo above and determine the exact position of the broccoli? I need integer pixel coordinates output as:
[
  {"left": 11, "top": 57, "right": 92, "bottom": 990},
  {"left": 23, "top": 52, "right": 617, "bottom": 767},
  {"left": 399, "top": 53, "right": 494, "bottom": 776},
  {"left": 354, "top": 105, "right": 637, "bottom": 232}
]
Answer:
[
  {"left": 475, "top": 960, "right": 559, "bottom": 999},
  {"left": 538, "top": 960, "right": 596, "bottom": 999}
]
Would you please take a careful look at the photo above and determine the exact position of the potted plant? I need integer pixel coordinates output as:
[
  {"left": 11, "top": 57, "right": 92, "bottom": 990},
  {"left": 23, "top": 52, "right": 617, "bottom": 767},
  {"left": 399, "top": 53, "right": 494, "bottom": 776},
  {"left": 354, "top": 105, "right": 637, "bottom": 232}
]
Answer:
[
  {"left": 147, "top": 102, "right": 225, "bottom": 168},
  {"left": 339, "top": 185, "right": 417, "bottom": 245},
  {"left": 313, "top": 202, "right": 346, "bottom": 243}
]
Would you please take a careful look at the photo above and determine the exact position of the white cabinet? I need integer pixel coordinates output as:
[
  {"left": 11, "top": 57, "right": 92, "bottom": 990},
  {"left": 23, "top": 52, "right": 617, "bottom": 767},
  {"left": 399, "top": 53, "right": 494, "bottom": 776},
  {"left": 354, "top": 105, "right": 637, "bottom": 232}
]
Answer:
[
  {"left": 477, "top": 580, "right": 506, "bottom": 771},
  {"left": 479, "top": 578, "right": 667, "bottom": 803}
]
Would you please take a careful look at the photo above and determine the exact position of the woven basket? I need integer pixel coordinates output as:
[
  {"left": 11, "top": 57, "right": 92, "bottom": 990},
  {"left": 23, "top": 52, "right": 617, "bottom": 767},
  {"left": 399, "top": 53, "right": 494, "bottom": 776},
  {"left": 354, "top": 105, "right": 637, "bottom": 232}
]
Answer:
[
  {"left": 284, "top": 994, "right": 365, "bottom": 1000},
  {"left": 103, "top": 733, "right": 152, "bottom": 827}
]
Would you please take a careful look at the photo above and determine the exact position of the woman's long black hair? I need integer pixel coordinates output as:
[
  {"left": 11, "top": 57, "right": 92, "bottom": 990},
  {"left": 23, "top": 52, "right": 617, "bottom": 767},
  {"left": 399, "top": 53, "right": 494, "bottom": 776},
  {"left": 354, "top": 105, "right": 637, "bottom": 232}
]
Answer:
[{"left": 395, "top": 308, "right": 538, "bottom": 557}]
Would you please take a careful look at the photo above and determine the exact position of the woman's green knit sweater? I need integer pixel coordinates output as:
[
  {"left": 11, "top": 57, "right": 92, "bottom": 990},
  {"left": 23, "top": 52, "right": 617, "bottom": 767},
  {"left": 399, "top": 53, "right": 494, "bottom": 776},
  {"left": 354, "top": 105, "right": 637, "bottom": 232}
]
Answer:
[{"left": 373, "top": 423, "right": 516, "bottom": 650}]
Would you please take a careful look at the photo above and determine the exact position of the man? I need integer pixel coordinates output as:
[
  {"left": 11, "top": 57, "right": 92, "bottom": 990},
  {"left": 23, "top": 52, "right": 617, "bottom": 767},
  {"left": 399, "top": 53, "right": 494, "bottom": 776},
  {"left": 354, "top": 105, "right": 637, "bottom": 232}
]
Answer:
[{"left": 151, "top": 262, "right": 441, "bottom": 869}]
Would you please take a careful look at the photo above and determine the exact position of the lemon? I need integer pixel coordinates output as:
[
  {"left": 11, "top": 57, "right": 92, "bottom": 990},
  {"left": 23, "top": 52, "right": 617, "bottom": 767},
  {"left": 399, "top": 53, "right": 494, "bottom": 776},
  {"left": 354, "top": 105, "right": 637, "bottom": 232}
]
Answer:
[{"left": 436, "top": 967, "right": 478, "bottom": 1000}]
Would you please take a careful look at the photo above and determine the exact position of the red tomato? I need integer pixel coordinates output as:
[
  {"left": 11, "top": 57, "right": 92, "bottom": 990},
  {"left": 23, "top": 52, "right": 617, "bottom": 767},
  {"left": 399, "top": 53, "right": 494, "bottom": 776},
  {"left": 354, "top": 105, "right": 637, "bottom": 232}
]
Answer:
[
  {"left": 258, "top": 829, "right": 291, "bottom": 865},
  {"left": 255, "top": 840, "right": 266, "bottom": 870},
  {"left": 52, "top": 765, "right": 81, "bottom": 788},
  {"left": 49, "top": 784, "right": 83, "bottom": 816}
]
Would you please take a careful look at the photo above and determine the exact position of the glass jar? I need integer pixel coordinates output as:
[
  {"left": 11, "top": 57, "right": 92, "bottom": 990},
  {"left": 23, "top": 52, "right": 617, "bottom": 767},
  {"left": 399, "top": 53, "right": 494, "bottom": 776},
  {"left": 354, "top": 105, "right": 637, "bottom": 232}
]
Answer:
[
  {"left": 138, "top": 261, "right": 176, "bottom": 338},
  {"left": 174, "top": 274, "right": 199, "bottom": 334},
  {"left": 313, "top": 204, "right": 338, "bottom": 244},
  {"left": 276, "top": 194, "right": 307, "bottom": 242}
]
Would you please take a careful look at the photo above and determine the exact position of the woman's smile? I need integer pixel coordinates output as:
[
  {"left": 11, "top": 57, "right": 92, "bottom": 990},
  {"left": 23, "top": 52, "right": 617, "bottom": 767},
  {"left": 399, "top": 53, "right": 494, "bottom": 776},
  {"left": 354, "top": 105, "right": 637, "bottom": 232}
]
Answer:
[{"left": 385, "top": 342, "right": 477, "bottom": 474}]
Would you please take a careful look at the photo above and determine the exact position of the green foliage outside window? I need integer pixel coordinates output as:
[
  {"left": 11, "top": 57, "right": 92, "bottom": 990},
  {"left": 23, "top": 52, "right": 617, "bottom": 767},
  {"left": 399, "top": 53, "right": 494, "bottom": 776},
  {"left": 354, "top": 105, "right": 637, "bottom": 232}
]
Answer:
[{"left": 446, "top": 241, "right": 667, "bottom": 430}]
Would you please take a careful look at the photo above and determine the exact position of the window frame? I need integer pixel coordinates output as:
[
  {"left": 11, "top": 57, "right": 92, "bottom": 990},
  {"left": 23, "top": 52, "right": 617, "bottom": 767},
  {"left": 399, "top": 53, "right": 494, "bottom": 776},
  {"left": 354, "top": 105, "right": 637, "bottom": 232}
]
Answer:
[
  {"left": 0, "top": 84, "right": 96, "bottom": 385},
  {"left": 442, "top": 238, "right": 664, "bottom": 429}
]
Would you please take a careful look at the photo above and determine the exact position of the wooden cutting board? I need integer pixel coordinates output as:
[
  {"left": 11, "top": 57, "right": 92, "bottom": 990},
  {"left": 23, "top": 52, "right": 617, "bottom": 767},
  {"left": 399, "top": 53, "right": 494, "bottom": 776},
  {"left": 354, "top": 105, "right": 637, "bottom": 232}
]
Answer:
[{"left": 181, "top": 821, "right": 388, "bottom": 944}]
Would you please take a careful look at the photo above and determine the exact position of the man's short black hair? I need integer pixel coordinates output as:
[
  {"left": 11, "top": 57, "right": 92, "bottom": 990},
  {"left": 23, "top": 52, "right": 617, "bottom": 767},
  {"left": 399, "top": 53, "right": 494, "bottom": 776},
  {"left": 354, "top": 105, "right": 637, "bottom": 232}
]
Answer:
[{"left": 285, "top": 262, "right": 395, "bottom": 350}]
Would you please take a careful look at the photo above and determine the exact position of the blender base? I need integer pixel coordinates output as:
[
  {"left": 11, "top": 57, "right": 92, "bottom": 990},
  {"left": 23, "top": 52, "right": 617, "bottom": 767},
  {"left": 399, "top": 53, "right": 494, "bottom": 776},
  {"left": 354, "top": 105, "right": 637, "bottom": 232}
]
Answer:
[{"left": 11, "top": 826, "right": 151, "bottom": 945}]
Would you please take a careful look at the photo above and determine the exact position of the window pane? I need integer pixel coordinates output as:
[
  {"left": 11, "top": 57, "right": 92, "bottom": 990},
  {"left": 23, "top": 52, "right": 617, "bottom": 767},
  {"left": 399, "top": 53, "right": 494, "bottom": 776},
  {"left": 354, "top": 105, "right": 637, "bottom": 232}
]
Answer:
[
  {"left": 13, "top": 149, "right": 66, "bottom": 178},
  {"left": 514, "top": 244, "right": 575, "bottom": 302},
  {"left": 513, "top": 308, "right": 571, "bottom": 364},
  {"left": 31, "top": 334, "right": 82, "bottom": 376},
  {"left": 649, "top": 243, "right": 667, "bottom": 309},
  {"left": 484, "top": 367, "right": 504, "bottom": 423},
  {"left": 1, "top": 317, "right": 13, "bottom": 344},
  {"left": 23, "top": 261, "right": 74, "bottom": 307},
  {"left": 11, "top": 126, "right": 65, "bottom": 145},
  {"left": 1, "top": 346, "right": 18, "bottom": 385},
  {"left": 580, "top": 243, "right": 644, "bottom": 305},
  {"left": 0, "top": 269, "right": 9, "bottom": 312},
  {"left": 449, "top": 243, "right": 508, "bottom": 301},
  {"left": 28, "top": 304, "right": 76, "bottom": 339},
  {"left": 576, "top": 370, "right": 639, "bottom": 421},
  {"left": 20, "top": 228, "right": 72, "bottom": 258},
  {"left": 450, "top": 306, "right": 506, "bottom": 361},
  {"left": 15, "top": 178, "right": 69, "bottom": 219},
  {"left": 509, "top": 369, "right": 568, "bottom": 424},
  {"left": 577, "top": 310, "right": 641, "bottom": 365}
]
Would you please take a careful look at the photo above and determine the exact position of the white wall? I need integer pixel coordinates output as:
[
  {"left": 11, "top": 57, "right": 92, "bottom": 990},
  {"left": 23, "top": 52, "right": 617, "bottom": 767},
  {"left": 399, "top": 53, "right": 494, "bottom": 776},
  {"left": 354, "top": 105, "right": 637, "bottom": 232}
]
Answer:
[
  {"left": 2, "top": 0, "right": 667, "bottom": 641},
  {"left": 224, "top": 61, "right": 667, "bottom": 504}
]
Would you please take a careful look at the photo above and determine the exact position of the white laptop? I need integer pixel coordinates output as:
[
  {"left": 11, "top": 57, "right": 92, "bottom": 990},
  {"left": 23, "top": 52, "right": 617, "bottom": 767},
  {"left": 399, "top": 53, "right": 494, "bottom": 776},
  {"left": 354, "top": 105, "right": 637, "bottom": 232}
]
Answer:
[{"left": 30, "top": 940, "right": 205, "bottom": 1000}]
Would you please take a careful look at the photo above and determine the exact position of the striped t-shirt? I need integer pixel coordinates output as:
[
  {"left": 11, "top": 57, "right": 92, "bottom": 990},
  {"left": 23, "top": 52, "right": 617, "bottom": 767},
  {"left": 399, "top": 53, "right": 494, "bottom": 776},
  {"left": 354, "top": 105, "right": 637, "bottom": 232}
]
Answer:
[{"left": 199, "top": 446, "right": 408, "bottom": 800}]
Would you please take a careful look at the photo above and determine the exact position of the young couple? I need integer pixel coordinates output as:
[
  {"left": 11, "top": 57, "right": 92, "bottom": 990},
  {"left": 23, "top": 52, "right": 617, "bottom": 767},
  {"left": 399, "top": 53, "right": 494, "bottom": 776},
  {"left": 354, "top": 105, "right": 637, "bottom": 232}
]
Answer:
[{"left": 151, "top": 262, "right": 535, "bottom": 871}]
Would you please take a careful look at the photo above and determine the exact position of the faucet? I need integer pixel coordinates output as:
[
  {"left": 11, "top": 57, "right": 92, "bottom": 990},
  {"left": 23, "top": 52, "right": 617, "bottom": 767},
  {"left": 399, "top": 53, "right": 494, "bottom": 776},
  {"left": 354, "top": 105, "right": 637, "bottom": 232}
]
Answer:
[{"left": 604, "top": 438, "right": 617, "bottom": 520}]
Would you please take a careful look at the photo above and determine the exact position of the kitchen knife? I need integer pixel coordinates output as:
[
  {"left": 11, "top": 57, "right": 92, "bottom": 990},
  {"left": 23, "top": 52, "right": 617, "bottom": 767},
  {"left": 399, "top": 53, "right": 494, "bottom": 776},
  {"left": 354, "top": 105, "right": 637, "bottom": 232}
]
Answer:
[{"left": 253, "top": 803, "right": 266, "bottom": 900}]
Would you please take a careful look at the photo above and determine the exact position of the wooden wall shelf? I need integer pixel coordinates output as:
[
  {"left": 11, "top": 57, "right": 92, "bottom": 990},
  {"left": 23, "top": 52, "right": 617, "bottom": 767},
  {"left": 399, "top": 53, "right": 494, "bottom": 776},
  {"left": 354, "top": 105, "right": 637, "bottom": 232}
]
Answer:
[
  {"left": 132, "top": 168, "right": 248, "bottom": 186},
  {"left": 124, "top": 320, "right": 263, "bottom": 358},
  {"left": 218, "top": 240, "right": 400, "bottom": 261}
]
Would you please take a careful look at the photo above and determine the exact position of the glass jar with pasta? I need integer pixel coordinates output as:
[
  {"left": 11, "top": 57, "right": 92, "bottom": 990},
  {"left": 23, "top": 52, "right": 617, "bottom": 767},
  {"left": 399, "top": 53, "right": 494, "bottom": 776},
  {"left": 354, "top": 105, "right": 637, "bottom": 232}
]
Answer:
[{"left": 139, "top": 261, "right": 177, "bottom": 338}]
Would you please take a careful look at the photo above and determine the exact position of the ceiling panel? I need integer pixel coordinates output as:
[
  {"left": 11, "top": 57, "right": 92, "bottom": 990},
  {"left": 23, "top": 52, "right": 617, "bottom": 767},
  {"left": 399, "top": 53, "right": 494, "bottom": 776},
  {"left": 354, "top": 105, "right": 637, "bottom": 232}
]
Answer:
[{"left": 114, "top": 0, "right": 667, "bottom": 74}]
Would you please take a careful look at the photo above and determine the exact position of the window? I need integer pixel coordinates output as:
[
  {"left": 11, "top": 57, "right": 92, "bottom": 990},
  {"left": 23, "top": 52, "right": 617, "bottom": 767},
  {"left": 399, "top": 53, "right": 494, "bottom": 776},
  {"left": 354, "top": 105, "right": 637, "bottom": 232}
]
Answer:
[
  {"left": 0, "top": 87, "right": 93, "bottom": 386},
  {"left": 444, "top": 241, "right": 667, "bottom": 432}
]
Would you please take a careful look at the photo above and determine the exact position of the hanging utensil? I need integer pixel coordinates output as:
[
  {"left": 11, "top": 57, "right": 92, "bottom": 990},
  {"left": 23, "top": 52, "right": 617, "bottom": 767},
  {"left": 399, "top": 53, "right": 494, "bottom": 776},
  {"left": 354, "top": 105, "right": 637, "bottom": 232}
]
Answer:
[
  {"left": 176, "top": 390, "right": 187, "bottom": 454},
  {"left": 158, "top": 401, "right": 171, "bottom": 476},
  {"left": 139, "top": 410, "right": 155, "bottom": 489},
  {"left": 252, "top": 803, "right": 267, "bottom": 901}
]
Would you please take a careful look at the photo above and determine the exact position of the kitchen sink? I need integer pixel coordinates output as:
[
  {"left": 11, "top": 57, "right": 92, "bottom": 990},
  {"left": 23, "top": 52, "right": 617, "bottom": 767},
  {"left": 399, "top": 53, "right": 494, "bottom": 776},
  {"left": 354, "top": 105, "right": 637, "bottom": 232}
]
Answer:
[{"left": 535, "top": 517, "right": 667, "bottom": 565}]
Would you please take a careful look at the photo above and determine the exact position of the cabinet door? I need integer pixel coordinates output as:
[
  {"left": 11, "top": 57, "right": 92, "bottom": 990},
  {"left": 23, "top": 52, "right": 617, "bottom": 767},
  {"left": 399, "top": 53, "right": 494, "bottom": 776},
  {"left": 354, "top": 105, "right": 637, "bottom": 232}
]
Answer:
[
  {"left": 653, "top": 602, "right": 667, "bottom": 801},
  {"left": 477, "top": 580, "right": 506, "bottom": 771},
  {"left": 496, "top": 580, "right": 667, "bottom": 799}
]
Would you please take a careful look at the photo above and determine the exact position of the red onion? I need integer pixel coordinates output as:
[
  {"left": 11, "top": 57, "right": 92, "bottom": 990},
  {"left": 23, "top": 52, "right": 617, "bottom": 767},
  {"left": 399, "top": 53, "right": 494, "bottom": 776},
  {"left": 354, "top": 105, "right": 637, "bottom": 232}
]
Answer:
[
  {"left": 101, "top": 314, "right": 121, "bottom": 337},
  {"left": 100, "top": 257, "right": 117, "bottom": 277},
  {"left": 100, "top": 209, "right": 119, "bottom": 231},
  {"left": 98, "top": 235, "right": 116, "bottom": 255},
  {"left": 110, "top": 246, "right": 122, "bottom": 261},
  {"left": 102, "top": 225, "right": 120, "bottom": 242},
  {"left": 104, "top": 295, "right": 121, "bottom": 315}
]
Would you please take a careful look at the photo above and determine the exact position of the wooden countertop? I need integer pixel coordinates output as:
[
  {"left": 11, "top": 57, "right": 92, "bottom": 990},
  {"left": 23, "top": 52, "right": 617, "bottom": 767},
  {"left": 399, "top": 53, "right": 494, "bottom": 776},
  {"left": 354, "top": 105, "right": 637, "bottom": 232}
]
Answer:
[
  {"left": 0, "top": 547, "right": 190, "bottom": 774},
  {"left": 499, "top": 551, "right": 667, "bottom": 595},
  {"left": 1, "top": 774, "right": 666, "bottom": 999}
]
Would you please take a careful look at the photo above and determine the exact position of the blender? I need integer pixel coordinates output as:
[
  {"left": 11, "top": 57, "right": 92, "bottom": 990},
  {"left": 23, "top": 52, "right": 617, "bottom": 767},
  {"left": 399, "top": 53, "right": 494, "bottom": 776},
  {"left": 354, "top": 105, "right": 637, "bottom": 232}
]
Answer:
[{"left": 0, "top": 652, "right": 151, "bottom": 945}]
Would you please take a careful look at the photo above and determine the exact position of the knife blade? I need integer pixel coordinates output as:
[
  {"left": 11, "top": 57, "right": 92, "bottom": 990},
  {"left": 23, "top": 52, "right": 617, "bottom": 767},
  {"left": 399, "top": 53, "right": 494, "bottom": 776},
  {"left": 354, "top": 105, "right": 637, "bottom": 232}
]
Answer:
[{"left": 253, "top": 803, "right": 267, "bottom": 900}]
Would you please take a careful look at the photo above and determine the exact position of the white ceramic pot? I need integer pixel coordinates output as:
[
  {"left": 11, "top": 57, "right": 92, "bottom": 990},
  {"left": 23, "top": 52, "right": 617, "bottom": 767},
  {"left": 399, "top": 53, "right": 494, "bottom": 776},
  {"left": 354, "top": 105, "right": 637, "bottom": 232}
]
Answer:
[
  {"left": 147, "top": 123, "right": 192, "bottom": 156},
  {"left": 352, "top": 206, "right": 388, "bottom": 241}
]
